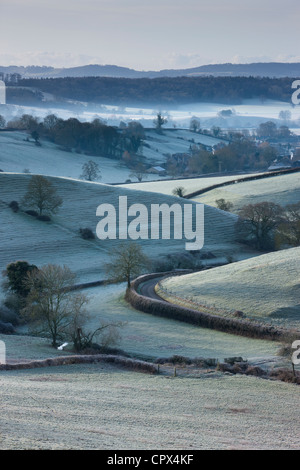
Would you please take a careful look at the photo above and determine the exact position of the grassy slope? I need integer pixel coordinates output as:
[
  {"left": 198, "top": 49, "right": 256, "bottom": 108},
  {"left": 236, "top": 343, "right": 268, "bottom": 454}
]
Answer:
[
  {"left": 0, "top": 363, "right": 299, "bottom": 450},
  {"left": 160, "top": 247, "right": 300, "bottom": 329},
  {"left": 0, "top": 172, "right": 246, "bottom": 284},
  {"left": 0, "top": 131, "right": 132, "bottom": 183},
  {"left": 0, "top": 129, "right": 223, "bottom": 182},
  {"left": 1, "top": 283, "right": 280, "bottom": 362},
  {"left": 191, "top": 172, "right": 300, "bottom": 211},
  {"left": 1, "top": 279, "right": 280, "bottom": 363},
  {"left": 142, "top": 128, "right": 224, "bottom": 163},
  {"left": 74, "top": 284, "right": 280, "bottom": 361}
]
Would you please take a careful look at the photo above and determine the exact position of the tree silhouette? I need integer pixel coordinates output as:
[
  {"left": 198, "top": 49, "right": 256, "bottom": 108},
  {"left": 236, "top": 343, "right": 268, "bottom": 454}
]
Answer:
[{"left": 22, "top": 175, "right": 63, "bottom": 216}]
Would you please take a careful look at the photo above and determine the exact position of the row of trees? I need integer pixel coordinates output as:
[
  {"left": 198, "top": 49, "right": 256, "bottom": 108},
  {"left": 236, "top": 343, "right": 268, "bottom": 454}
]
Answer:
[{"left": 176, "top": 139, "right": 278, "bottom": 175}]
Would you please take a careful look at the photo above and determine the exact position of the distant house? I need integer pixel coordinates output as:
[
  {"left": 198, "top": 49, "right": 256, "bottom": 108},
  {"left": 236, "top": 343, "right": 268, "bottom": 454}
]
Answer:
[{"left": 147, "top": 166, "right": 167, "bottom": 176}]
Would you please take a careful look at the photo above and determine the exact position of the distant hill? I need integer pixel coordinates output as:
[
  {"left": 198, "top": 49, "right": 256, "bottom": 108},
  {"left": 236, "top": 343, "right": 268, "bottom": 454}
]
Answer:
[
  {"left": 12, "top": 75, "right": 294, "bottom": 106},
  {"left": 1, "top": 62, "right": 300, "bottom": 79}
]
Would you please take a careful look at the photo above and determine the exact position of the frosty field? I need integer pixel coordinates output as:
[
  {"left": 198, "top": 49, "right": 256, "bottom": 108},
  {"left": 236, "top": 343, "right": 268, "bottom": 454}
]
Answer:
[
  {"left": 0, "top": 131, "right": 135, "bottom": 183},
  {"left": 0, "top": 128, "right": 224, "bottom": 180},
  {"left": 4, "top": 98, "right": 300, "bottom": 129},
  {"left": 160, "top": 246, "right": 300, "bottom": 330},
  {"left": 0, "top": 171, "right": 250, "bottom": 288},
  {"left": 121, "top": 173, "right": 260, "bottom": 196},
  {"left": 3, "top": 279, "right": 278, "bottom": 364},
  {"left": 1, "top": 120, "right": 299, "bottom": 451},
  {"left": 0, "top": 363, "right": 299, "bottom": 450},
  {"left": 191, "top": 172, "right": 300, "bottom": 211},
  {"left": 85, "top": 283, "right": 280, "bottom": 361}
]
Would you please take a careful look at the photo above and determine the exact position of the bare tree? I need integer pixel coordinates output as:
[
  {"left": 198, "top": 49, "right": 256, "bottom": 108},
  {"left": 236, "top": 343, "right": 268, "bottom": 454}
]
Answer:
[
  {"left": 22, "top": 264, "right": 89, "bottom": 347},
  {"left": 153, "top": 112, "right": 167, "bottom": 134},
  {"left": 0, "top": 115, "right": 6, "bottom": 128},
  {"left": 276, "top": 202, "right": 300, "bottom": 247},
  {"left": 105, "top": 243, "right": 149, "bottom": 288},
  {"left": 237, "top": 202, "right": 283, "bottom": 250},
  {"left": 71, "top": 318, "right": 125, "bottom": 352},
  {"left": 22, "top": 175, "right": 63, "bottom": 216},
  {"left": 80, "top": 160, "right": 102, "bottom": 181},
  {"left": 189, "top": 118, "right": 201, "bottom": 133},
  {"left": 278, "top": 110, "right": 292, "bottom": 123},
  {"left": 129, "top": 163, "right": 148, "bottom": 182}
]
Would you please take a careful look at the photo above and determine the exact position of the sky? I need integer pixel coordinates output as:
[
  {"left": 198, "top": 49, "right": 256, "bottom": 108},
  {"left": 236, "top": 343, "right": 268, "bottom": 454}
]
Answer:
[{"left": 0, "top": 0, "right": 299, "bottom": 70}]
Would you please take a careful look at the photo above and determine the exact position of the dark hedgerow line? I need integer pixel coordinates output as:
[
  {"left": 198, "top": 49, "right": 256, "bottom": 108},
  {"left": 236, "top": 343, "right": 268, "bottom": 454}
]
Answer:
[
  {"left": 0, "top": 354, "right": 157, "bottom": 374},
  {"left": 184, "top": 167, "right": 300, "bottom": 200}
]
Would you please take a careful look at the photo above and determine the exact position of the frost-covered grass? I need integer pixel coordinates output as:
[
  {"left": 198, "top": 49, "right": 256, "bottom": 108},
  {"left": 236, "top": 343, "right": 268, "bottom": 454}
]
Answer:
[
  {"left": 141, "top": 128, "right": 225, "bottom": 163},
  {"left": 0, "top": 129, "right": 224, "bottom": 181},
  {"left": 121, "top": 173, "right": 260, "bottom": 196},
  {"left": 160, "top": 247, "right": 300, "bottom": 330},
  {"left": 82, "top": 283, "right": 280, "bottom": 362},
  {"left": 0, "top": 363, "right": 299, "bottom": 450},
  {"left": 0, "top": 131, "right": 135, "bottom": 183},
  {"left": 192, "top": 172, "right": 300, "bottom": 211},
  {"left": 0, "top": 333, "right": 72, "bottom": 363},
  {"left": 0, "top": 172, "right": 246, "bottom": 286},
  {"left": 1, "top": 281, "right": 280, "bottom": 364}
]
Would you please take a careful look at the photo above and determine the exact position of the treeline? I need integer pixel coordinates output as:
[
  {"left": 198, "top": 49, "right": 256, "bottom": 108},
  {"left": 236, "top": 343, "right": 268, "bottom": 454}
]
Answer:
[
  {"left": 6, "top": 87, "right": 44, "bottom": 105},
  {"left": 16, "top": 76, "right": 294, "bottom": 105},
  {"left": 6, "top": 114, "right": 145, "bottom": 159}
]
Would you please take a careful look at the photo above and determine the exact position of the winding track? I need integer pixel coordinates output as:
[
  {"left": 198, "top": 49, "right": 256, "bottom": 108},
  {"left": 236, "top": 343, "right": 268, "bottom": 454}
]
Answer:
[{"left": 137, "top": 276, "right": 164, "bottom": 301}]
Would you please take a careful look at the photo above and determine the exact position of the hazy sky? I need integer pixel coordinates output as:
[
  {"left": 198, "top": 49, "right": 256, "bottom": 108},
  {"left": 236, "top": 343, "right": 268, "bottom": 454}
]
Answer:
[{"left": 0, "top": 0, "right": 299, "bottom": 70}]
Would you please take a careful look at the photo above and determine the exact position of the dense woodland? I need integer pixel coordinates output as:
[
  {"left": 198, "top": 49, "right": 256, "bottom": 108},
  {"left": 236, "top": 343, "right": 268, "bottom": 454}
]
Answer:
[{"left": 10, "top": 76, "right": 295, "bottom": 106}]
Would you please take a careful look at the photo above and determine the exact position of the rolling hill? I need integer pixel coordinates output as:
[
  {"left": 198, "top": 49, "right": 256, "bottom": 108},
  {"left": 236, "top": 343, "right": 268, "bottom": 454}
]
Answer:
[
  {"left": 191, "top": 171, "right": 300, "bottom": 211},
  {"left": 0, "top": 131, "right": 132, "bottom": 183},
  {"left": 0, "top": 172, "right": 248, "bottom": 289},
  {"left": 0, "top": 129, "right": 225, "bottom": 178},
  {"left": 159, "top": 246, "right": 300, "bottom": 329}
]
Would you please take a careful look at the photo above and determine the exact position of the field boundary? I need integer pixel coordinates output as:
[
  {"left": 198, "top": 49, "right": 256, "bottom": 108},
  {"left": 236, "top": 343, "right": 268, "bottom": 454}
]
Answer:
[
  {"left": 125, "top": 272, "right": 297, "bottom": 341},
  {"left": 0, "top": 354, "right": 157, "bottom": 374},
  {"left": 184, "top": 167, "right": 300, "bottom": 199}
]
